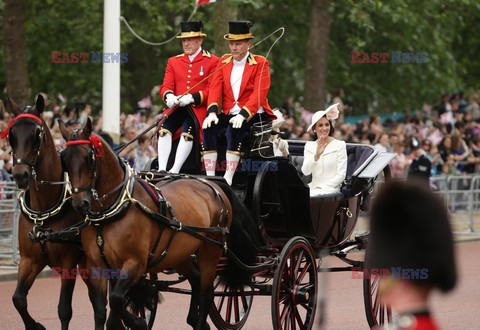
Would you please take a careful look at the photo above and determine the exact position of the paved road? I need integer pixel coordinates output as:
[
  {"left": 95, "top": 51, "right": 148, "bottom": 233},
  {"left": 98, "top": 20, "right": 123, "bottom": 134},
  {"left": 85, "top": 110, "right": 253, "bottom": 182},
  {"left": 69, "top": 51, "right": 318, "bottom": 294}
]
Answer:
[{"left": 1, "top": 240, "right": 479, "bottom": 329}]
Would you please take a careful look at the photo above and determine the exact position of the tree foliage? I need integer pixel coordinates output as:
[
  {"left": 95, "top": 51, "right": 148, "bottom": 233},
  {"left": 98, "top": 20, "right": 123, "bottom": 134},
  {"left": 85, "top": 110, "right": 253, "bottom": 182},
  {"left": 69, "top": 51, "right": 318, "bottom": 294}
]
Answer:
[{"left": 0, "top": 0, "right": 479, "bottom": 115}]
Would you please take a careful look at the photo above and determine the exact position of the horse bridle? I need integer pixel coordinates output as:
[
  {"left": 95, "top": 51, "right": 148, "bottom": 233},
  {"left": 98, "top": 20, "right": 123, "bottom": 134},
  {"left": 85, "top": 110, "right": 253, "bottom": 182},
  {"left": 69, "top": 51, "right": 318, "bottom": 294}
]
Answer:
[
  {"left": 63, "top": 130, "right": 100, "bottom": 201},
  {"left": 8, "top": 111, "right": 45, "bottom": 168}
]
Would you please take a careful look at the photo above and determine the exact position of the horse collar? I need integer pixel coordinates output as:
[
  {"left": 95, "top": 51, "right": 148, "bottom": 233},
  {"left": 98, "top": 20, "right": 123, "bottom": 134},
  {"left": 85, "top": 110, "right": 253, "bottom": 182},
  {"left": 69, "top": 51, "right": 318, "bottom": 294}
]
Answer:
[{"left": 19, "top": 172, "right": 72, "bottom": 223}]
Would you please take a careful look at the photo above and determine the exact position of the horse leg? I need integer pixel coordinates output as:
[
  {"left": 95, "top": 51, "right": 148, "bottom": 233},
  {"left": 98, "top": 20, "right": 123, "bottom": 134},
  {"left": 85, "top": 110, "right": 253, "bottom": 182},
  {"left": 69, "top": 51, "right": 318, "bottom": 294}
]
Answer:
[
  {"left": 195, "top": 245, "right": 223, "bottom": 330},
  {"left": 176, "top": 260, "right": 201, "bottom": 328},
  {"left": 57, "top": 276, "right": 76, "bottom": 330},
  {"left": 85, "top": 273, "right": 108, "bottom": 330},
  {"left": 109, "top": 263, "right": 146, "bottom": 330},
  {"left": 106, "top": 279, "right": 121, "bottom": 329},
  {"left": 12, "top": 257, "right": 47, "bottom": 330}
]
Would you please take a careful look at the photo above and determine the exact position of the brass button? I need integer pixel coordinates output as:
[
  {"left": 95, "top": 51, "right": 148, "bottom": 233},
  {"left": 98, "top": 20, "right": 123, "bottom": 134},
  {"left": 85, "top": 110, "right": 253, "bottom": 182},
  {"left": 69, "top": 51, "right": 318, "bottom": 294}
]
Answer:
[
  {"left": 189, "top": 64, "right": 192, "bottom": 67},
  {"left": 188, "top": 75, "right": 191, "bottom": 78},
  {"left": 188, "top": 70, "right": 192, "bottom": 73}
]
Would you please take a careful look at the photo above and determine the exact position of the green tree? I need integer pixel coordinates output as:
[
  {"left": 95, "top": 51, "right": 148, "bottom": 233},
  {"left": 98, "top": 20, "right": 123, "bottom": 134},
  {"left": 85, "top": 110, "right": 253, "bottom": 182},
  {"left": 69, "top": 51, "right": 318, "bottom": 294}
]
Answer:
[
  {"left": 3, "top": 0, "right": 30, "bottom": 106},
  {"left": 303, "top": 0, "right": 333, "bottom": 111}
]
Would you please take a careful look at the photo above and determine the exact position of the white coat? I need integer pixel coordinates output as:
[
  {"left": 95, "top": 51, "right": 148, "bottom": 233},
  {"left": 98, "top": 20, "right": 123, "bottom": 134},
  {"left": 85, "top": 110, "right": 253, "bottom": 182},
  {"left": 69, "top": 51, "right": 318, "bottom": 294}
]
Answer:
[{"left": 301, "top": 139, "right": 347, "bottom": 196}]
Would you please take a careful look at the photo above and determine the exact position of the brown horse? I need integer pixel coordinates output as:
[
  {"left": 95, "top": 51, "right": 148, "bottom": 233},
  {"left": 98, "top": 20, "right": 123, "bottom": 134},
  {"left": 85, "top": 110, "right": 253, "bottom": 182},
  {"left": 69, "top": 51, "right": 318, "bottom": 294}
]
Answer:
[
  {"left": 7, "top": 95, "right": 86, "bottom": 329},
  {"left": 58, "top": 117, "right": 260, "bottom": 330}
]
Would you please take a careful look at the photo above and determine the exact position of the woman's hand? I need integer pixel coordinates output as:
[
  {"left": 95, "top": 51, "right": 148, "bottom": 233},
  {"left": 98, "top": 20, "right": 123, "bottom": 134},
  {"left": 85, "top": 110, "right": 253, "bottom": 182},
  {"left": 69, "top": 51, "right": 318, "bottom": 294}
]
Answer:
[{"left": 314, "top": 136, "right": 328, "bottom": 161}]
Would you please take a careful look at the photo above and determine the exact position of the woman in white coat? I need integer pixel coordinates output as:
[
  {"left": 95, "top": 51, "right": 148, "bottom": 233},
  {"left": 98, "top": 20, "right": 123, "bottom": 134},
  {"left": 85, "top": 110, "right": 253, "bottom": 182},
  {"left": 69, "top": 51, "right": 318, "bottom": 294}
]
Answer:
[{"left": 301, "top": 103, "right": 347, "bottom": 196}]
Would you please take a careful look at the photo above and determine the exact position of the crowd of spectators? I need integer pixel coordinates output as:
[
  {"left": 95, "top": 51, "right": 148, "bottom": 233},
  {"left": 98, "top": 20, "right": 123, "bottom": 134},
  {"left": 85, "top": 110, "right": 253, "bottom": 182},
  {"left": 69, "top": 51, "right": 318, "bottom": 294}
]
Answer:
[
  {"left": 0, "top": 89, "right": 479, "bottom": 188},
  {"left": 277, "top": 91, "right": 480, "bottom": 183}
]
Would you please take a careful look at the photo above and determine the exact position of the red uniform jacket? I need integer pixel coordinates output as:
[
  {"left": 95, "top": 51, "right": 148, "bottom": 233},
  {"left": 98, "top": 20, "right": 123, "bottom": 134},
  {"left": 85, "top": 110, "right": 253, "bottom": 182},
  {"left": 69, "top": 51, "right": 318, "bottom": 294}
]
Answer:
[
  {"left": 376, "top": 313, "right": 440, "bottom": 330},
  {"left": 206, "top": 53, "right": 274, "bottom": 121},
  {"left": 160, "top": 49, "right": 219, "bottom": 125}
]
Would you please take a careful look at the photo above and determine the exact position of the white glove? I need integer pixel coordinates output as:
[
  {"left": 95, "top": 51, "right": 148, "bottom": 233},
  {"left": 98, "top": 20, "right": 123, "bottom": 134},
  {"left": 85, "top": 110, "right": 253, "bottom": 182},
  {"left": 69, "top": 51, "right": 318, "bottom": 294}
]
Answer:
[
  {"left": 229, "top": 114, "right": 246, "bottom": 129},
  {"left": 277, "top": 139, "right": 288, "bottom": 153},
  {"left": 202, "top": 113, "right": 219, "bottom": 129},
  {"left": 178, "top": 94, "right": 194, "bottom": 107},
  {"left": 165, "top": 93, "right": 179, "bottom": 109}
]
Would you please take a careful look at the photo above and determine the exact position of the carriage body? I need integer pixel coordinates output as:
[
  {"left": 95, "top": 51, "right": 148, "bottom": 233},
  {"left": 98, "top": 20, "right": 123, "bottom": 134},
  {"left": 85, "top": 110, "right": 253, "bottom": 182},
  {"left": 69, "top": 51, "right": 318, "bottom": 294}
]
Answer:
[{"left": 207, "top": 136, "right": 395, "bottom": 329}]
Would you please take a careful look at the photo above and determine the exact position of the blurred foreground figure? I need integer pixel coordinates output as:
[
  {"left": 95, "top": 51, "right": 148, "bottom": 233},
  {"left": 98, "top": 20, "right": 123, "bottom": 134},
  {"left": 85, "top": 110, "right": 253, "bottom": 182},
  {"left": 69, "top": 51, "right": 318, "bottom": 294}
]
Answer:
[{"left": 365, "top": 181, "right": 456, "bottom": 330}]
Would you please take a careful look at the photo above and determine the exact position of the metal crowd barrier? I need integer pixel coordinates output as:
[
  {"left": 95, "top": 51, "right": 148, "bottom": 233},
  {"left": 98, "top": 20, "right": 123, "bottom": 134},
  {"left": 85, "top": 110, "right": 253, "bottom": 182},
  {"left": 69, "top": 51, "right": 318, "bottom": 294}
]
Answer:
[
  {"left": 431, "top": 174, "right": 480, "bottom": 235},
  {"left": 0, "top": 181, "right": 20, "bottom": 267},
  {"left": 361, "top": 174, "right": 480, "bottom": 237}
]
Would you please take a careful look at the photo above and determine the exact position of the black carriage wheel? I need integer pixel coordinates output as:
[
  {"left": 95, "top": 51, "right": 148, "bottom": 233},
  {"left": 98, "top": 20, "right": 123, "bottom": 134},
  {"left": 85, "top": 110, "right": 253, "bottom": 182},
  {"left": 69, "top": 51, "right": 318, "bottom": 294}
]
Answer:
[
  {"left": 209, "top": 276, "right": 254, "bottom": 330},
  {"left": 122, "top": 273, "right": 159, "bottom": 330},
  {"left": 272, "top": 237, "right": 317, "bottom": 330},
  {"left": 363, "top": 273, "right": 392, "bottom": 327}
]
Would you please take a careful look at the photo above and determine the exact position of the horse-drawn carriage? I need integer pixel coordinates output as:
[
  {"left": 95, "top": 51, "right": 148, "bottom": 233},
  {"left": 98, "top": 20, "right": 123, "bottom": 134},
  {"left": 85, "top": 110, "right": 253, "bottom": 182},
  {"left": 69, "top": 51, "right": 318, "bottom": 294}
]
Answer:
[
  {"left": 134, "top": 121, "right": 395, "bottom": 329},
  {"left": 7, "top": 97, "right": 394, "bottom": 330}
]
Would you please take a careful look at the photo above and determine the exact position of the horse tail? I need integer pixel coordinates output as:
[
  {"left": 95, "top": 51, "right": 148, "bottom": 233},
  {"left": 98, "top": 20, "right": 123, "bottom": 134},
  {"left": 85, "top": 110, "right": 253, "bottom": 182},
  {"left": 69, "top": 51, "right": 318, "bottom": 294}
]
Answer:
[
  {"left": 126, "top": 276, "right": 163, "bottom": 313},
  {"left": 214, "top": 181, "right": 263, "bottom": 290}
]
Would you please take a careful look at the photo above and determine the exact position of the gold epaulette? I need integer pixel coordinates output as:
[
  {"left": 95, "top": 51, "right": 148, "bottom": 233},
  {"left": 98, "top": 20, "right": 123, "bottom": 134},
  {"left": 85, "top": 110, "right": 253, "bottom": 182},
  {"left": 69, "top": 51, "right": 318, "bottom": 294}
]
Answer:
[
  {"left": 221, "top": 55, "right": 233, "bottom": 64},
  {"left": 247, "top": 53, "right": 258, "bottom": 65}
]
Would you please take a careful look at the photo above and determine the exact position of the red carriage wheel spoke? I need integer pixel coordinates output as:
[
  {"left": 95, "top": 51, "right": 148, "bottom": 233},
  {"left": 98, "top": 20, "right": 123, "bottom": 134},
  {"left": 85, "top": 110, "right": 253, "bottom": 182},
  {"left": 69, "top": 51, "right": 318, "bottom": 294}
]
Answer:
[
  {"left": 379, "top": 304, "right": 385, "bottom": 324},
  {"left": 278, "top": 295, "right": 288, "bottom": 305},
  {"left": 290, "top": 307, "right": 296, "bottom": 330},
  {"left": 240, "top": 289, "right": 249, "bottom": 311},
  {"left": 300, "top": 303, "right": 312, "bottom": 312},
  {"left": 280, "top": 303, "right": 291, "bottom": 327},
  {"left": 210, "top": 279, "right": 254, "bottom": 329},
  {"left": 217, "top": 293, "right": 226, "bottom": 313},
  {"left": 226, "top": 295, "right": 233, "bottom": 323},
  {"left": 373, "top": 295, "right": 380, "bottom": 316},
  {"left": 295, "top": 263, "right": 310, "bottom": 284},
  {"left": 293, "top": 305, "right": 304, "bottom": 329},
  {"left": 371, "top": 275, "right": 380, "bottom": 291},
  {"left": 292, "top": 250, "right": 304, "bottom": 277},
  {"left": 233, "top": 293, "right": 240, "bottom": 322}
]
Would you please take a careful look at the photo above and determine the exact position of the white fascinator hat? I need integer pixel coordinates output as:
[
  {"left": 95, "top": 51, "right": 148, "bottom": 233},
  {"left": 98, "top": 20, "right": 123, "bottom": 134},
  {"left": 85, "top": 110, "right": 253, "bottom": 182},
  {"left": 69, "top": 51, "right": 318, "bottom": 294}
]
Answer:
[{"left": 307, "top": 103, "right": 340, "bottom": 132}]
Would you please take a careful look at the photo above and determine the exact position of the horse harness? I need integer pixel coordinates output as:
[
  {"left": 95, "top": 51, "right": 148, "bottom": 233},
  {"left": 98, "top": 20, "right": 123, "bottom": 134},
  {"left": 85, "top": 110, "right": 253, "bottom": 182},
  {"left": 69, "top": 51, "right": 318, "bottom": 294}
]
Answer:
[
  {"left": 3, "top": 112, "right": 83, "bottom": 260},
  {"left": 61, "top": 131, "right": 231, "bottom": 270},
  {"left": 134, "top": 174, "right": 230, "bottom": 269},
  {"left": 85, "top": 165, "right": 230, "bottom": 270}
]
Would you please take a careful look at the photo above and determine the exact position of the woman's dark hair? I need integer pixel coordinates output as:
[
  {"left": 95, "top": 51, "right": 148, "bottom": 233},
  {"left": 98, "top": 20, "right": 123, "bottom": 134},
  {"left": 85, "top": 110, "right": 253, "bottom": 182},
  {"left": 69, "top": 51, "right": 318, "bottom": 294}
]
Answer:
[{"left": 328, "top": 120, "right": 335, "bottom": 136}]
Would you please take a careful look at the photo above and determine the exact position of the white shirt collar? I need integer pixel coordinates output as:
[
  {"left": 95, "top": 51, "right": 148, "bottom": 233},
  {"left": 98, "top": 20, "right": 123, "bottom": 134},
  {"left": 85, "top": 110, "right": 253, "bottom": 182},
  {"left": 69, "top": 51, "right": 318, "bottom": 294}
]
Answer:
[
  {"left": 188, "top": 48, "right": 202, "bottom": 62},
  {"left": 233, "top": 52, "right": 249, "bottom": 65}
]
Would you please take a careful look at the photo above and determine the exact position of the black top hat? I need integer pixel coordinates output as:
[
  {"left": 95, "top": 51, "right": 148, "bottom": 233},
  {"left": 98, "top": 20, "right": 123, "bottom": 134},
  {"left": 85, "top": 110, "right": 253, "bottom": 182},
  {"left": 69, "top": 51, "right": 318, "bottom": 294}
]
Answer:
[
  {"left": 176, "top": 21, "right": 207, "bottom": 39},
  {"left": 224, "top": 21, "right": 254, "bottom": 41},
  {"left": 365, "top": 181, "right": 456, "bottom": 292}
]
